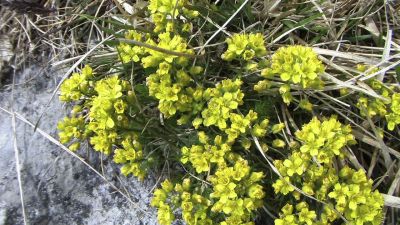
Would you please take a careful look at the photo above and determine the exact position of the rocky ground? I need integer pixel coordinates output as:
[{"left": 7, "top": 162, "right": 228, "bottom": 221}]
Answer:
[{"left": 0, "top": 65, "right": 158, "bottom": 225}]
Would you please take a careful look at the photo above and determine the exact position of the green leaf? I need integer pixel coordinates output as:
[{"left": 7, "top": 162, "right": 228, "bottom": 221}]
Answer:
[{"left": 395, "top": 66, "right": 400, "bottom": 80}]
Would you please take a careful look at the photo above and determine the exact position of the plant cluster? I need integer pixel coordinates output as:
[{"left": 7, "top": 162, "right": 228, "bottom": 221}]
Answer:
[
  {"left": 254, "top": 45, "right": 325, "bottom": 104},
  {"left": 58, "top": 65, "right": 150, "bottom": 180},
  {"left": 148, "top": 0, "right": 199, "bottom": 33},
  {"left": 273, "top": 117, "right": 383, "bottom": 225},
  {"left": 355, "top": 65, "right": 400, "bottom": 131},
  {"left": 221, "top": 33, "right": 267, "bottom": 61},
  {"left": 56, "top": 0, "right": 391, "bottom": 224},
  {"left": 118, "top": 30, "right": 205, "bottom": 121},
  {"left": 152, "top": 153, "right": 265, "bottom": 225}
]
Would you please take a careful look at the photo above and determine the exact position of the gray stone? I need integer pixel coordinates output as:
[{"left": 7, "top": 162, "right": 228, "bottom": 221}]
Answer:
[{"left": 0, "top": 65, "right": 158, "bottom": 225}]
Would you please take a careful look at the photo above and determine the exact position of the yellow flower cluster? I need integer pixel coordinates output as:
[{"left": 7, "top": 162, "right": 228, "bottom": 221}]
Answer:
[
  {"left": 145, "top": 34, "right": 203, "bottom": 119},
  {"left": 59, "top": 65, "right": 93, "bottom": 102},
  {"left": 152, "top": 178, "right": 213, "bottom": 225},
  {"left": 272, "top": 117, "right": 383, "bottom": 225},
  {"left": 270, "top": 45, "right": 325, "bottom": 87},
  {"left": 255, "top": 46, "right": 324, "bottom": 104},
  {"left": 117, "top": 30, "right": 146, "bottom": 63},
  {"left": 177, "top": 179, "right": 213, "bottom": 225},
  {"left": 142, "top": 32, "right": 193, "bottom": 68},
  {"left": 295, "top": 116, "right": 355, "bottom": 162},
  {"left": 148, "top": 0, "right": 199, "bottom": 33},
  {"left": 118, "top": 31, "right": 205, "bottom": 120},
  {"left": 197, "top": 79, "right": 244, "bottom": 129},
  {"left": 151, "top": 75, "right": 271, "bottom": 225},
  {"left": 355, "top": 65, "right": 400, "bottom": 131},
  {"left": 87, "top": 76, "right": 132, "bottom": 154},
  {"left": 192, "top": 79, "right": 269, "bottom": 143},
  {"left": 118, "top": 31, "right": 193, "bottom": 67},
  {"left": 57, "top": 115, "right": 86, "bottom": 151},
  {"left": 58, "top": 66, "right": 96, "bottom": 151},
  {"left": 151, "top": 179, "right": 176, "bottom": 225},
  {"left": 181, "top": 132, "right": 231, "bottom": 173},
  {"left": 58, "top": 65, "right": 148, "bottom": 179},
  {"left": 221, "top": 33, "right": 267, "bottom": 61},
  {"left": 150, "top": 72, "right": 271, "bottom": 224},
  {"left": 387, "top": 93, "right": 400, "bottom": 130},
  {"left": 209, "top": 158, "right": 265, "bottom": 225},
  {"left": 153, "top": 154, "right": 265, "bottom": 225},
  {"left": 328, "top": 166, "right": 384, "bottom": 224},
  {"left": 113, "top": 134, "right": 146, "bottom": 180},
  {"left": 275, "top": 203, "right": 316, "bottom": 225}
]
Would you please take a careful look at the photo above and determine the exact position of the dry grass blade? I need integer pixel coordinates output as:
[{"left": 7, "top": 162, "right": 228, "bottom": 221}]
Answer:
[
  {"left": 11, "top": 113, "right": 28, "bottom": 225},
  {"left": 196, "top": 0, "right": 250, "bottom": 55},
  {"left": 352, "top": 130, "right": 400, "bottom": 159},
  {"left": 378, "top": 29, "right": 392, "bottom": 81},
  {"left": 271, "top": 25, "right": 303, "bottom": 45},
  {"left": 263, "top": 0, "right": 281, "bottom": 14},
  {"left": 113, "top": 0, "right": 134, "bottom": 15},
  {"left": 313, "top": 47, "right": 381, "bottom": 65},
  {"left": 363, "top": 107, "right": 393, "bottom": 170},
  {"left": 382, "top": 194, "right": 400, "bottom": 209},
  {"left": 321, "top": 72, "right": 386, "bottom": 100},
  {"left": 387, "top": 163, "right": 400, "bottom": 196},
  {"left": 10, "top": 64, "right": 28, "bottom": 225},
  {"left": 359, "top": 58, "right": 400, "bottom": 81}
]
